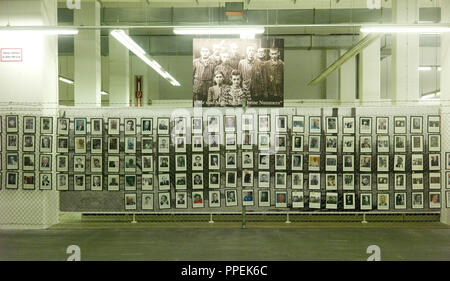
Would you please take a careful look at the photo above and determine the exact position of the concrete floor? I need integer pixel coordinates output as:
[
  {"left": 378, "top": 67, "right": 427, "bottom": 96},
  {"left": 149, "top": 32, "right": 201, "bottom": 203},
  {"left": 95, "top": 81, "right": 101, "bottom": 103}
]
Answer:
[{"left": 0, "top": 222, "right": 449, "bottom": 261}]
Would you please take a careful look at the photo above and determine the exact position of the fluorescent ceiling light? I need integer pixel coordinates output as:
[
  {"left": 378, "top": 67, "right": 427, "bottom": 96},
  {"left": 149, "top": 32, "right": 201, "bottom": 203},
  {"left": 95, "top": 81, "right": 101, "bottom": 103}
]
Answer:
[
  {"left": 418, "top": 66, "right": 432, "bottom": 71},
  {"left": 421, "top": 91, "right": 440, "bottom": 100},
  {"left": 361, "top": 25, "right": 450, "bottom": 34},
  {"left": 59, "top": 77, "right": 74, "bottom": 85},
  {"left": 173, "top": 27, "right": 265, "bottom": 36},
  {"left": 438, "top": 67, "right": 442, "bottom": 71},
  {"left": 111, "top": 29, "right": 180, "bottom": 87},
  {"left": 101, "top": 91, "right": 109, "bottom": 95},
  {"left": 0, "top": 28, "right": 78, "bottom": 35}
]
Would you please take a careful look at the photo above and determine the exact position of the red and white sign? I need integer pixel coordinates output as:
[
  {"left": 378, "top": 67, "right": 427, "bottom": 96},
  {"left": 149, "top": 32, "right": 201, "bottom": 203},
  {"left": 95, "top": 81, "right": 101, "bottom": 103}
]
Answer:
[{"left": 1, "top": 48, "right": 23, "bottom": 62}]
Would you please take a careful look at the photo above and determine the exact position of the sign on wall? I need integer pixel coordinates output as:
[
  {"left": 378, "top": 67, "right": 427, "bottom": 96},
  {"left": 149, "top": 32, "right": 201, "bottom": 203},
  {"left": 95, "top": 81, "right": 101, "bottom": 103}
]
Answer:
[
  {"left": 1, "top": 48, "right": 22, "bottom": 62},
  {"left": 193, "top": 38, "right": 284, "bottom": 107}
]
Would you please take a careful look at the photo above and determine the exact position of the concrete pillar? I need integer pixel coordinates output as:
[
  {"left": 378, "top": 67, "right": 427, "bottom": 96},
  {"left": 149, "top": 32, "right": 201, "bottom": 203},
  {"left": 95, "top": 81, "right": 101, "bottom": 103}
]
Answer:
[
  {"left": 109, "top": 32, "right": 130, "bottom": 107},
  {"left": 359, "top": 38, "right": 381, "bottom": 102},
  {"left": 391, "top": 0, "right": 420, "bottom": 102},
  {"left": 74, "top": 0, "right": 101, "bottom": 107},
  {"left": 325, "top": 50, "right": 339, "bottom": 99},
  {"left": 339, "top": 49, "right": 356, "bottom": 104}
]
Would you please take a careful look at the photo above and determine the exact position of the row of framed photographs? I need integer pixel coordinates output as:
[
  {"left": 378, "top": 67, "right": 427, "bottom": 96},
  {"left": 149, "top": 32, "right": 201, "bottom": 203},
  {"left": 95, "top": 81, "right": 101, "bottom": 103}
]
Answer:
[{"left": 123, "top": 190, "right": 447, "bottom": 210}]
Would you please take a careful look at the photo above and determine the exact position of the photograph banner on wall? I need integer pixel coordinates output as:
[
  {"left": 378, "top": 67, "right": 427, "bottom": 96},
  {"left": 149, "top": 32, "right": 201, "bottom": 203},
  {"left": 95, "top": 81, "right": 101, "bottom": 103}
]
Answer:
[{"left": 193, "top": 38, "right": 284, "bottom": 107}]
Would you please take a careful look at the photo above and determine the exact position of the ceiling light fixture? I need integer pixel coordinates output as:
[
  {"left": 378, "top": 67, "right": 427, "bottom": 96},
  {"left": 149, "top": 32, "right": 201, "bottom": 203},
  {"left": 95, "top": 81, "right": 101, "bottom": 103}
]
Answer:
[
  {"left": 361, "top": 25, "right": 450, "bottom": 34},
  {"left": 0, "top": 27, "right": 78, "bottom": 35},
  {"left": 59, "top": 76, "right": 74, "bottom": 85},
  {"left": 418, "top": 66, "right": 432, "bottom": 71},
  {"left": 173, "top": 27, "right": 265, "bottom": 38},
  {"left": 111, "top": 29, "right": 180, "bottom": 86}
]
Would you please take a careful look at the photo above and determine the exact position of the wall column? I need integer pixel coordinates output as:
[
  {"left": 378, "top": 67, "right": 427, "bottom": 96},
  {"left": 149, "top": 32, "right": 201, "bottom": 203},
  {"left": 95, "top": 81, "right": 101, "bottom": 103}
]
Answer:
[
  {"left": 339, "top": 49, "right": 356, "bottom": 104},
  {"left": 109, "top": 32, "right": 130, "bottom": 107},
  {"left": 359, "top": 38, "right": 381, "bottom": 102},
  {"left": 325, "top": 50, "right": 339, "bottom": 99}
]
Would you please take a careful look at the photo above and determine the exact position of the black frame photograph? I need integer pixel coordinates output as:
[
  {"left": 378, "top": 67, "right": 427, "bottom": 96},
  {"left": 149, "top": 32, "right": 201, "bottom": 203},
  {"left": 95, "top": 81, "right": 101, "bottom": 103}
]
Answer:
[
  {"left": 23, "top": 172, "right": 36, "bottom": 190},
  {"left": 427, "top": 115, "right": 440, "bottom": 133},
  {"left": 394, "top": 116, "right": 407, "bottom": 134},
  {"left": 40, "top": 116, "right": 53, "bottom": 134},
  {"left": 90, "top": 118, "right": 103, "bottom": 135},
  {"left": 292, "top": 115, "right": 305, "bottom": 133},
  {"left": 108, "top": 118, "right": 120, "bottom": 135},
  {"left": 175, "top": 192, "right": 187, "bottom": 209},
  {"left": 309, "top": 116, "right": 321, "bottom": 134},
  {"left": 173, "top": 117, "right": 187, "bottom": 135},
  {"left": 325, "top": 116, "right": 338, "bottom": 134},
  {"left": 207, "top": 115, "right": 220, "bottom": 133},
  {"left": 258, "top": 114, "right": 270, "bottom": 132},
  {"left": 342, "top": 117, "right": 355, "bottom": 134},
  {"left": 275, "top": 115, "right": 287, "bottom": 133},
  {"left": 74, "top": 118, "right": 87, "bottom": 135},
  {"left": 376, "top": 117, "right": 389, "bottom": 134},
  {"left": 157, "top": 117, "right": 170, "bottom": 135},
  {"left": 23, "top": 116, "right": 36, "bottom": 134},
  {"left": 124, "top": 118, "right": 137, "bottom": 135},
  {"left": 359, "top": 117, "right": 372, "bottom": 134},
  {"left": 410, "top": 116, "right": 423, "bottom": 134},
  {"left": 57, "top": 117, "right": 69, "bottom": 135},
  {"left": 141, "top": 118, "right": 153, "bottom": 135},
  {"left": 6, "top": 115, "right": 18, "bottom": 133},
  {"left": 191, "top": 117, "right": 203, "bottom": 134},
  {"left": 23, "top": 135, "right": 35, "bottom": 152},
  {"left": 224, "top": 115, "right": 236, "bottom": 133}
]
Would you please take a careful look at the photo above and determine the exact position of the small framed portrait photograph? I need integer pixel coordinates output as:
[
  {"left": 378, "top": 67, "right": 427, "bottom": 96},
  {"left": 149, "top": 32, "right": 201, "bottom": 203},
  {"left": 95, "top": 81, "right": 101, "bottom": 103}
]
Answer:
[
  {"left": 360, "top": 174, "right": 372, "bottom": 191},
  {"left": 377, "top": 155, "right": 389, "bottom": 172},
  {"left": 342, "top": 136, "right": 355, "bottom": 153},
  {"left": 242, "top": 151, "right": 253, "bottom": 169},
  {"left": 175, "top": 136, "right": 186, "bottom": 153},
  {"left": 360, "top": 155, "right": 372, "bottom": 172},
  {"left": 309, "top": 173, "right": 321, "bottom": 190},
  {"left": 158, "top": 173, "right": 171, "bottom": 191},
  {"left": 125, "top": 175, "right": 137, "bottom": 191},
  {"left": 242, "top": 170, "right": 254, "bottom": 187},
  {"left": 275, "top": 172, "right": 287, "bottom": 188},
  {"left": 429, "top": 153, "right": 441, "bottom": 171},
  {"left": 107, "top": 156, "right": 119, "bottom": 173},
  {"left": 207, "top": 115, "right": 220, "bottom": 133},
  {"left": 447, "top": 153, "right": 450, "bottom": 170},
  {"left": 275, "top": 191, "right": 287, "bottom": 208},
  {"left": 224, "top": 115, "right": 236, "bottom": 132},
  {"left": 292, "top": 191, "right": 304, "bottom": 208},
  {"left": 326, "top": 174, "right": 337, "bottom": 190},
  {"left": 7, "top": 134, "right": 19, "bottom": 151},
  {"left": 192, "top": 135, "right": 203, "bottom": 152},
  {"left": 292, "top": 115, "right": 305, "bottom": 133},
  {"left": 225, "top": 189, "right": 238, "bottom": 207},
  {"left": 325, "top": 155, "right": 337, "bottom": 172},
  {"left": 192, "top": 154, "right": 204, "bottom": 171},
  {"left": 125, "top": 156, "right": 137, "bottom": 172},
  {"left": 175, "top": 192, "right": 187, "bottom": 209},
  {"left": 394, "top": 135, "right": 406, "bottom": 153},
  {"left": 429, "top": 192, "right": 441, "bottom": 209},
  {"left": 142, "top": 155, "right": 154, "bottom": 172},
  {"left": 257, "top": 133, "right": 270, "bottom": 150},
  {"left": 108, "top": 118, "right": 120, "bottom": 135},
  {"left": 91, "top": 174, "right": 103, "bottom": 191},
  {"left": 158, "top": 155, "right": 170, "bottom": 172},
  {"left": 242, "top": 189, "right": 254, "bottom": 206},
  {"left": 275, "top": 134, "right": 287, "bottom": 151},
  {"left": 411, "top": 135, "right": 423, "bottom": 152},
  {"left": 292, "top": 172, "right": 303, "bottom": 189},
  {"left": 226, "top": 171, "right": 237, "bottom": 187},
  {"left": 90, "top": 118, "right": 103, "bottom": 135},
  {"left": 411, "top": 154, "right": 423, "bottom": 171},
  {"left": 208, "top": 134, "right": 220, "bottom": 151},
  {"left": 343, "top": 174, "right": 355, "bottom": 190},
  {"left": 73, "top": 155, "right": 86, "bottom": 172},
  {"left": 158, "top": 136, "right": 170, "bottom": 153},
  {"left": 259, "top": 190, "right": 271, "bottom": 207},
  {"left": 377, "top": 174, "right": 389, "bottom": 190},
  {"left": 192, "top": 191, "right": 204, "bottom": 208},
  {"left": 308, "top": 155, "right": 320, "bottom": 171},
  {"left": 275, "top": 115, "right": 287, "bottom": 133},
  {"left": 73, "top": 174, "right": 85, "bottom": 191},
  {"left": 429, "top": 172, "right": 441, "bottom": 190},
  {"left": 325, "top": 135, "right": 337, "bottom": 153},
  {"left": 74, "top": 136, "right": 86, "bottom": 154},
  {"left": 359, "top": 136, "right": 372, "bottom": 153},
  {"left": 377, "top": 193, "right": 389, "bottom": 210},
  {"left": 108, "top": 137, "right": 120, "bottom": 154},
  {"left": 393, "top": 154, "right": 406, "bottom": 171},
  {"left": 140, "top": 137, "right": 153, "bottom": 154},
  {"left": 360, "top": 193, "right": 372, "bottom": 210},
  {"left": 90, "top": 155, "right": 102, "bottom": 173},
  {"left": 23, "top": 135, "right": 36, "bottom": 152},
  {"left": 342, "top": 154, "right": 355, "bottom": 172},
  {"left": 40, "top": 135, "right": 52, "bottom": 153},
  {"left": 325, "top": 116, "right": 338, "bottom": 134},
  {"left": 142, "top": 193, "right": 154, "bottom": 210},
  {"left": 394, "top": 193, "right": 407, "bottom": 209},
  {"left": 6, "top": 115, "right": 18, "bottom": 133},
  {"left": 91, "top": 137, "right": 103, "bottom": 154},
  {"left": 157, "top": 117, "right": 170, "bottom": 135},
  {"left": 394, "top": 173, "right": 406, "bottom": 190},
  {"left": 175, "top": 173, "right": 187, "bottom": 190},
  {"left": 241, "top": 131, "right": 253, "bottom": 150},
  {"left": 141, "top": 118, "right": 153, "bottom": 135},
  {"left": 6, "top": 152, "right": 18, "bottom": 170},
  {"left": 275, "top": 153, "right": 286, "bottom": 170},
  {"left": 258, "top": 115, "right": 270, "bottom": 132},
  {"left": 57, "top": 118, "right": 69, "bottom": 135},
  {"left": 38, "top": 173, "right": 52, "bottom": 190},
  {"left": 447, "top": 192, "right": 450, "bottom": 208},
  {"left": 209, "top": 153, "right": 220, "bottom": 170},
  {"left": 428, "top": 115, "right": 440, "bottom": 133},
  {"left": 342, "top": 117, "right": 355, "bottom": 134},
  {"left": 309, "top": 116, "right": 321, "bottom": 134},
  {"left": 258, "top": 153, "right": 270, "bottom": 170},
  {"left": 394, "top": 116, "right": 407, "bottom": 134},
  {"left": 23, "top": 153, "right": 35, "bottom": 171},
  {"left": 359, "top": 117, "right": 372, "bottom": 134},
  {"left": 377, "top": 135, "right": 389, "bottom": 153},
  {"left": 308, "top": 135, "right": 321, "bottom": 152},
  {"left": 74, "top": 118, "right": 86, "bottom": 135},
  {"left": 107, "top": 175, "right": 120, "bottom": 191},
  {"left": 56, "top": 155, "right": 68, "bottom": 172},
  {"left": 191, "top": 117, "right": 203, "bottom": 134},
  {"left": 159, "top": 192, "right": 171, "bottom": 209},
  {"left": 56, "top": 174, "right": 68, "bottom": 191},
  {"left": 142, "top": 174, "right": 154, "bottom": 191},
  {"left": 225, "top": 133, "right": 237, "bottom": 150},
  {"left": 412, "top": 173, "right": 424, "bottom": 190},
  {"left": 258, "top": 171, "right": 270, "bottom": 188},
  {"left": 292, "top": 135, "right": 304, "bottom": 152},
  {"left": 412, "top": 192, "right": 424, "bottom": 209},
  {"left": 6, "top": 172, "right": 18, "bottom": 189},
  {"left": 326, "top": 192, "right": 338, "bottom": 209},
  {"left": 174, "top": 117, "right": 186, "bottom": 135},
  {"left": 175, "top": 155, "right": 187, "bottom": 172},
  {"left": 410, "top": 116, "right": 423, "bottom": 134},
  {"left": 376, "top": 117, "right": 389, "bottom": 134},
  {"left": 23, "top": 116, "right": 36, "bottom": 134},
  {"left": 39, "top": 154, "right": 52, "bottom": 172},
  {"left": 428, "top": 134, "right": 441, "bottom": 152},
  {"left": 124, "top": 193, "right": 137, "bottom": 210},
  {"left": 309, "top": 191, "right": 321, "bottom": 209},
  {"left": 292, "top": 154, "right": 303, "bottom": 171},
  {"left": 124, "top": 118, "right": 136, "bottom": 135},
  {"left": 241, "top": 114, "right": 254, "bottom": 131},
  {"left": 344, "top": 193, "right": 355, "bottom": 210},
  {"left": 192, "top": 173, "right": 204, "bottom": 189}
]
